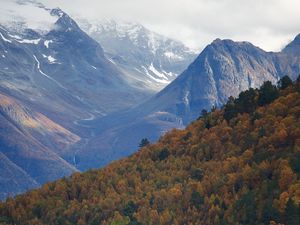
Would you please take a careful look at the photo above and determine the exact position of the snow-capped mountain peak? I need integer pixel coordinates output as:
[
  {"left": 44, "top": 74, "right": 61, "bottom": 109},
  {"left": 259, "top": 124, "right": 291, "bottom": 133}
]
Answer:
[{"left": 77, "top": 18, "right": 197, "bottom": 91}]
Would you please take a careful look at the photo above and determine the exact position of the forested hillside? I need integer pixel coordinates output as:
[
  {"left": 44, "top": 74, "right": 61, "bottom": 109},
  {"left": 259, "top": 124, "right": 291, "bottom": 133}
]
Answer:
[{"left": 0, "top": 76, "right": 300, "bottom": 225}]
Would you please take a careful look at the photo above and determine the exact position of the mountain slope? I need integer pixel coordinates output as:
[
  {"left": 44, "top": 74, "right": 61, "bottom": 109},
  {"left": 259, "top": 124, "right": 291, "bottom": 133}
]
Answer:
[
  {"left": 0, "top": 152, "right": 38, "bottom": 201},
  {"left": 0, "top": 3, "right": 150, "bottom": 134},
  {"left": 1, "top": 81, "right": 299, "bottom": 225},
  {"left": 0, "top": 1, "right": 155, "bottom": 199},
  {"left": 0, "top": 92, "right": 80, "bottom": 155},
  {"left": 0, "top": 92, "right": 79, "bottom": 200},
  {"left": 136, "top": 38, "right": 300, "bottom": 124},
  {"left": 73, "top": 34, "right": 300, "bottom": 170},
  {"left": 282, "top": 33, "right": 300, "bottom": 56},
  {"left": 78, "top": 19, "right": 197, "bottom": 92}
]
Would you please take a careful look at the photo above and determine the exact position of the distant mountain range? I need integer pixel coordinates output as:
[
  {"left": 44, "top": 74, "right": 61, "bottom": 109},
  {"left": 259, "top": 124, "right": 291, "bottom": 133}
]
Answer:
[{"left": 77, "top": 19, "right": 197, "bottom": 92}]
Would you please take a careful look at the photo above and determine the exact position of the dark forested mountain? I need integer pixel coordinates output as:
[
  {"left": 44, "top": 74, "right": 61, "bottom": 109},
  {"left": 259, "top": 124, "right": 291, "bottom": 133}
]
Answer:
[
  {"left": 73, "top": 34, "right": 300, "bottom": 170},
  {"left": 77, "top": 19, "right": 197, "bottom": 92},
  {"left": 1, "top": 80, "right": 299, "bottom": 225}
]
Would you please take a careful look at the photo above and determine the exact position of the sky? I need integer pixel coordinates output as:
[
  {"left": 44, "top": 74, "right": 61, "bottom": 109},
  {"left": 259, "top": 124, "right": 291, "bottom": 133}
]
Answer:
[{"left": 2, "top": 0, "right": 300, "bottom": 52}]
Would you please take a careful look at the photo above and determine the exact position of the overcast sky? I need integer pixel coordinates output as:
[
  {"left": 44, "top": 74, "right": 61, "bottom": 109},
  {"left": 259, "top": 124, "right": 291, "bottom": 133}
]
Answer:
[{"left": 7, "top": 0, "right": 300, "bottom": 51}]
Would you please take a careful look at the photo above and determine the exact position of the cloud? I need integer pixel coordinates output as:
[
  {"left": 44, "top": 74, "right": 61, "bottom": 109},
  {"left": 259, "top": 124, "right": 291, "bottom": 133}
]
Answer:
[
  {"left": 3, "top": 0, "right": 300, "bottom": 51},
  {"left": 0, "top": 0, "right": 58, "bottom": 33}
]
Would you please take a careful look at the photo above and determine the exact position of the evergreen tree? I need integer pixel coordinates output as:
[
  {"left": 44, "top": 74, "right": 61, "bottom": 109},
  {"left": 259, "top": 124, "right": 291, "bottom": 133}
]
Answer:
[
  {"left": 123, "top": 201, "right": 138, "bottom": 219},
  {"left": 235, "top": 191, "right": 257, "bottom": 225},
  {"left": 224, "top": 96, "right": 237, "bottom": 121},
  {"left": 199, "top": 109, "right": 208, "bottom": 119},
  {"left": 235, "top": 88, "right": 257, "bottom": 113},
  {"left": 262, "top": 199, "right": 280, "bottom": 224},
  {"left": 285, "top": 198, "right": 300, "bottom": 225},
  {"left": 190, "top": 191, "right": 204, "bottom": 209},
  {"left": 158, "top": 148, "right": 170, "bottom": 161},
  {"left": 278, "top": 75, "right": 293, "bottom": 90},
  {"left": 296, "top": 74, "right": 300, "bottom": 83},
  {"left": 139, "top": 138, "right": 150, "bottom": 148},
  {"left": 258, "top": 81, "right": 279, "bottom": 106}
]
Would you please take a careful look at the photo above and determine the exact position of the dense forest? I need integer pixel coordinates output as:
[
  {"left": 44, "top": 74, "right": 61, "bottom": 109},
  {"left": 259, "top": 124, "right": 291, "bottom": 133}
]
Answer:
[{"left": 0, "top": 76, "right": 300, "bottom": 225}]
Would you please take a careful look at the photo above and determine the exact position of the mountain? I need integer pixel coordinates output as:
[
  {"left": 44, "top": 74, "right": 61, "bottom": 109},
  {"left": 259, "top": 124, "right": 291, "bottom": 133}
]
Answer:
[
  {"left": 1, "top": 81, "right": 299, "bottom": 225},
  {"left": 71, "top": 34, "right": 300, "bottom": 171},
  {"left": 0, "top": 152, "right": 39, "bottom": 200},
  {"left": 282, "top": 33, "right": 300, "bottom": 55},
  {"left": 137, "top": 38, "right": 300, "bottom": 124},
  {"left": 77, "top": 19, "right": 197, "bottom": 92},
  {"left": 0, "top": 92, "right": 78, "bottom": 200},
  {"left": 0, "top": 1, "right": 153, "bottom": 199},
  {"left": 0, "top": 3, "right": 150, "bottom": 133}
]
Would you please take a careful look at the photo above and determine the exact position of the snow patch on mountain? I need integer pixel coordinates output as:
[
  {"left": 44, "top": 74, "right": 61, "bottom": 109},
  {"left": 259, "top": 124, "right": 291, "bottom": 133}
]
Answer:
[
  {"left": 164, "top": 51, "right": 183, "bottom": 60},
  {"left": 148, "top": 63, "right": 168, "bottom": 79},
  {"left": 7, "top": 33, "right": 22, "bottom": 40},
  {"left": 0, "top": 32, "right": 12, "bottom": 43},
  {"left": 33, "top": 55, "right": 49, "bottom": 77},
  {"left": 1, "top": 29, "right": 41, "bottom": 44},
  {"left": 142, "top": 66, "right": 169, "bottom": 84},
  {"left": 16, "top": 38, "right": 41, "bottom": 44},
  {"left": 44, "top": 40, "right": 53, "bottom": 48},
  {"left": 33, "top": 55, "right": 65, "bottom": 89},
  {"left": 42, "top": 54, "right": 57, "bottom": 64}
]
